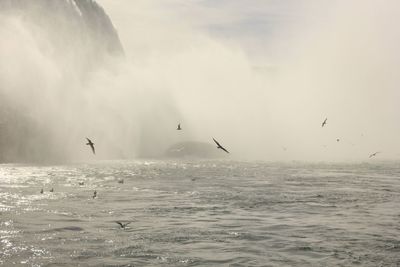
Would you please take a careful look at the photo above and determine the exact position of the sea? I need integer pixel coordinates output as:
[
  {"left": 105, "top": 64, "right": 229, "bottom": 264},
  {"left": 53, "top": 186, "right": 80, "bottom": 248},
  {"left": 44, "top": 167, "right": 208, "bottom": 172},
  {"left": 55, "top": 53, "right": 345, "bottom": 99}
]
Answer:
[{"left": 0, "top": 160, "right": 399, "bottom": 266}]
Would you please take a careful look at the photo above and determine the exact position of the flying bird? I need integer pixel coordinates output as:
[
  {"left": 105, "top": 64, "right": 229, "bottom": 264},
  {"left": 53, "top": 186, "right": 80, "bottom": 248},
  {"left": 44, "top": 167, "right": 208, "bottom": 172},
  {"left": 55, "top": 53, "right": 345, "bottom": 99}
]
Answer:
[
  {"left": 86, "top": 138, "right": 95, "bottom": 154},
  {"left": 40, "top": 188, "right": 44, "bottom": 194},
  {"left": 50, "top": 188, "right": 54, "bottom": 192},
  {"left": 115, "top": 221, "right": 131, "bottom": 229},
  {"left": 177, "top": 123, "right": 182, "bottom": 130},
  {"left": 369, "top": 152, "right": 380, "bottom": 158},
  {"left": 117, "top": 179, "right": 124, "bottom": 184},
  {"left": 213, "top": 138, "right": 230, "bottom": 153},
  {"left": 321, "top": 118, "right": 327, "bottom": 127},
  {"left": 92, "top": 190, "right": 97, "bottom": 199},
  {"left": 78, "top": 182, "right": 85, "bottom": 186}
]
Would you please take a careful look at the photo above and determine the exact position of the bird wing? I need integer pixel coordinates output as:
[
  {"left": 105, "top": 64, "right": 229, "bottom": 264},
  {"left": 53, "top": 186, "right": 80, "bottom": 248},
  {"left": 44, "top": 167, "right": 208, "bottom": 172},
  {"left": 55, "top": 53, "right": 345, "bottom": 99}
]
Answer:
[
  {"left": 213, "top": 138, "right": 229, "bottom": 153},
  {"left": 115, "top": 221, "right": 123, "bottom": 227},
  {"left": 86, "top": 138, "right": 91, "bottom": 143},
  {"left": 91, "top": 145, "right": 95, "bottom": 155},
  {"left": 212, "top": 138, "right": 221, "bottom": 147},
  {"left": 220, "top": 146, "right": 230, "bottom": 154}
]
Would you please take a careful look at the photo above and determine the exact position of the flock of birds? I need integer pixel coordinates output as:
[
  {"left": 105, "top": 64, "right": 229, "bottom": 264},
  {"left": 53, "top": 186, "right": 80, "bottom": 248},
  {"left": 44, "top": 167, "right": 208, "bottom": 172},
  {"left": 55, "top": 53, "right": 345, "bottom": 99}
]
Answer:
[
  {"left": 37, "top": 118, "right": 381, "bottom": 228},
  {"left": 39, "top": 178, "right": 131, "bottom": 228},
  {"left": 85, "top": 123, "right": 230, "bottom": 156},
  {"left": 84, "top": 119, "right": 380, "bottom": 159},
  {"left": 38, "top": 123, "right": 230, "bottom": 229},
  {"left": 320, "top": 117, "right": 380, "bottom": 159}
]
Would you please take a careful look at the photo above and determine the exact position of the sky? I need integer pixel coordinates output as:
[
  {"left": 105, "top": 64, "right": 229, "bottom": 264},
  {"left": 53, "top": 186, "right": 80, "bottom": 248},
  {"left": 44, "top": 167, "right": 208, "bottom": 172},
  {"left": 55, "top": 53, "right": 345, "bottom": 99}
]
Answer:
[
  {"left": 97, "top": 0, "right": 307, "bottom": 63},
  {"left": 95, "top": 0, "right": 400, "bottom": 161}
]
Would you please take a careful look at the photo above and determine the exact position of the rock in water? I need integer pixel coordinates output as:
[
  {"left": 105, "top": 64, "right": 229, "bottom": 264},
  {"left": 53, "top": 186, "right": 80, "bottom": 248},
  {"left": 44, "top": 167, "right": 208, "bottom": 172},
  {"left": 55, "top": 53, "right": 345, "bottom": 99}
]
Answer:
[{"left": 165, "top": 141, "right": 228, "bottom": 159}]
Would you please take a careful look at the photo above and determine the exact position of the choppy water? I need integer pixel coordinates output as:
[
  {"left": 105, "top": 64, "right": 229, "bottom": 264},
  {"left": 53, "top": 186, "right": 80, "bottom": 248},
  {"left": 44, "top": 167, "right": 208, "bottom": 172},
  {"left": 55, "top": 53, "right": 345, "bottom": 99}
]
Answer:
[{"left": 0, "top": 160, "right": 399, "bottom": 266}]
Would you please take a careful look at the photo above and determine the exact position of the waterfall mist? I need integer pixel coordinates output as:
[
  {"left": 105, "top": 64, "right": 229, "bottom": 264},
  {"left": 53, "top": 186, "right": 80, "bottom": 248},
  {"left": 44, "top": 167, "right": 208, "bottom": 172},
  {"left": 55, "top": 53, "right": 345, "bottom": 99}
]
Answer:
[
  {"left": 98, "top": 0, "right": 400, "bottom": 161},
  {"left": 0, "top": 0, "right": 183, "bottom": 162},
  {"left": 1, "top": 0, "right": 400, "bottom": 162}
]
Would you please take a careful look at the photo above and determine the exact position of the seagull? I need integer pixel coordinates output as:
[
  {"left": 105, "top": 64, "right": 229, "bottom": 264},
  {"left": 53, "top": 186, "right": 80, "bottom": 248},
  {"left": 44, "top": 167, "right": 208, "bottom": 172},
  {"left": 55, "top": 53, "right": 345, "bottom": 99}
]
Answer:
[
  {"left": 369, "top": 152, "right": 380, "bottom": 158},
  {"left": 212, "top": 138, "right": 230, "bottom": 153},
  {"left": 78, "top": 182, "right": 85, "bottom": 186},
  {"left": 86, "top": 138, "right": 95, "bottom": 155},
  {"left": 115, "top": 221, "right": 131, "bottom": 229},
  {"left": 321, "top": 118, "right": 327, "bottom": 127},
  {"left": 92, "top": 190, "right": 97, "bottom": 199},
  {"left": 177, "top": 123, "right": 182, "bottom": 130}
]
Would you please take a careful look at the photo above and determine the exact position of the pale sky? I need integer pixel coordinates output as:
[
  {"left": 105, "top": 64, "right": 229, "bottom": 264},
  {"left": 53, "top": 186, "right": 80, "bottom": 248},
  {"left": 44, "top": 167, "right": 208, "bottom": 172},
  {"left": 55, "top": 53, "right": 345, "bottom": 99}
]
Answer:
[{"left": 98, "top": 0, "right": 314, "bottom": 63}]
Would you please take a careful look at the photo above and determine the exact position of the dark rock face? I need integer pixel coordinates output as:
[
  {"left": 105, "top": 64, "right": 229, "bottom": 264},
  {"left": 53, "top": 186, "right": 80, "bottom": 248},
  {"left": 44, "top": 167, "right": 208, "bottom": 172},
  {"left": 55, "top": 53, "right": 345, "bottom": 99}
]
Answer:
[
  {"left": 0, "top": 0, "right": 124, "bottom": 61},
  {"left": 165, "top": 142, "right": 228, "bottom": 159},
  {"left": 0, "top": 0, "right": 124, "bottom": 163}
]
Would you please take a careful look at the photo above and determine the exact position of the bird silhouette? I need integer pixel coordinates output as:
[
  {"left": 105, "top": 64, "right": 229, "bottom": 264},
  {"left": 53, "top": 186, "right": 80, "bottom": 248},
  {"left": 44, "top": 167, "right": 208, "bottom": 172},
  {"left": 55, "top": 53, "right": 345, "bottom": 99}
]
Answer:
[
  {"left": 78, "top": 182, "right": 84, "bottom": 186},
  {"left": 50, "top": 188, "right": 54, "bottom": 192},
  {"left": 321, "top": 118, "right": 327, "bottom": 127},
  {"left": 115, "top": 221, "right": 131, "bottom": 229},
  {"left": 177, "top": 123, "right": 182, "bottom": 130},
  {"left": 213, "top": 138, "right": 230, "bottom": 153},
  {"left": 92, "top": 190, "right": 97, "bottom": 199},
  {"left": 117, "top": 179, "right": 124, "bottom": 184},
  {"left": 86, "top": 138, "right": 95, "bottom": 154},
  {"left": 40, "top": 188, "right": 44, "bottom": 194},
  {"left": 369, "top": 152, "right": 380, "bottom": 158}
]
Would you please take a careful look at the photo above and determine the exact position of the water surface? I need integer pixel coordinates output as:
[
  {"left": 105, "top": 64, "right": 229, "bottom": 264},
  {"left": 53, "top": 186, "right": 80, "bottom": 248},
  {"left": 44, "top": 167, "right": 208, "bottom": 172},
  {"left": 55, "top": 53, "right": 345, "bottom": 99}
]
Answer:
[{"left": 1, "top": 160, "right": 399, "bottom": 266}]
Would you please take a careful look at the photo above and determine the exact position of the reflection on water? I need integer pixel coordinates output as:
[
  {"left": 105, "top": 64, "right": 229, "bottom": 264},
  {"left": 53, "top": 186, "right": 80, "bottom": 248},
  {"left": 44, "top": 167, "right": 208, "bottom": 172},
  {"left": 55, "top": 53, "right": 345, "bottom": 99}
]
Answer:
[{"left": 0, "top": 160, "right": 399, "bottom": 266}]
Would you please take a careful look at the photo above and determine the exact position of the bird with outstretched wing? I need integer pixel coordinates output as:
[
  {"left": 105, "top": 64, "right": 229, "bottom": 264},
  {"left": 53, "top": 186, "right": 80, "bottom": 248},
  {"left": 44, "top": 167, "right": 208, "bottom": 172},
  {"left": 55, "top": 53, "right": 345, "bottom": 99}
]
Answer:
[
  {"left": 321, "top": 118, "right": 327, "bottom": 127},
  {"left": 369, "top": 152, "right": 380, "bottom": 158},
  {"left": 115, "top": 221, "right": 131, "bottom": 229},
  {"left": 86, "top": 138, "right": 95, "bottom": 155},
  {"left": 213, "top": 138, "right": 230, "bottom": 154}
]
